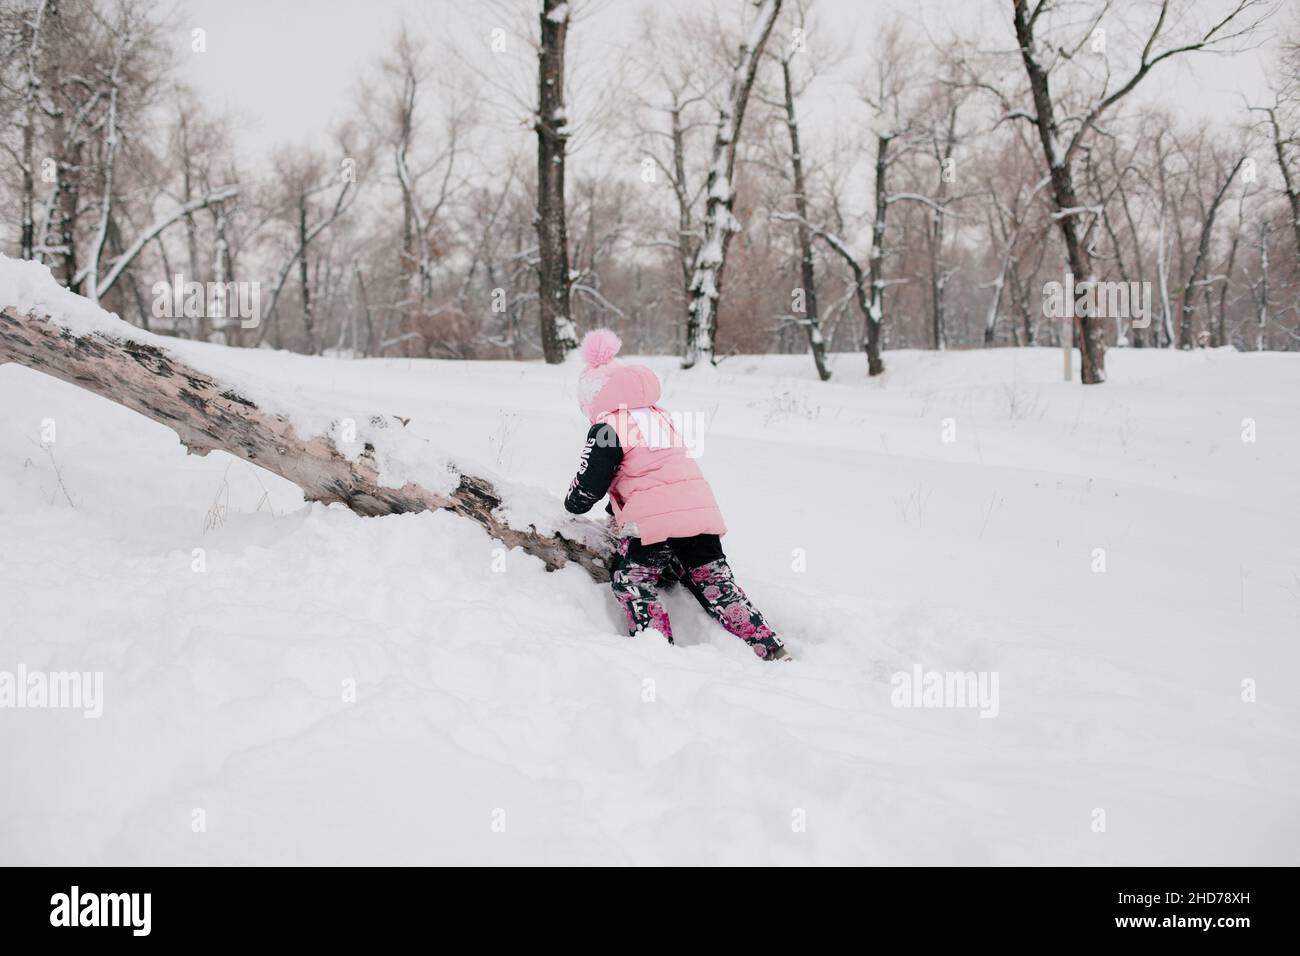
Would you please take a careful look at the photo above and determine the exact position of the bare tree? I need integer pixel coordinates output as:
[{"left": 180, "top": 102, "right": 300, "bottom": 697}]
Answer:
[
  {"left": 535, "top": 0, "right": 579, "bottom": 363},
  {"left": 259, "top": 147, "right": 357, "bottom": 352},
  {"left": 1178, "top": 141, "right": 1246, "bottom": 348},
  {"left": 3, "top": 0, "right": 1294, "bottom": 365},
  {"left": 915, "top": 46, "right": 977, "bottom": 351},
  {"left": 981, "top": 163, "right": 1049, "bottom": 346},
  {"left": 1248, "top": 102, "right": 1300, "bottom": 262},
  {"left": 94, "top": 183, "right": 238, "bottom": 304},
  {"left": 854, "top": 20, "right": 921, "bottom": 375},
  {"left": 772, "top": 21, "right": 927, "bottom": 374},
  {"left": 1009, "top": 0, "right": 1268, "bottom": 382},
  {"left": 763, "top": 0, "right": 831, "bottom": 379},
  {"left": 771, "top": 214, "right": 878, "bottom": 372},
  {"left": 1243, "top": 220, "right": 1274, "bottom": 349},
  {"left": 1, "top": 0, "right": 50, "bottom": 260},
  {"left": 683, "top": 0, "right": 782, "bottom": 368},
  {"left": 361, "top": 26, "right": 477, "bottom": 354},
  {"left": 627, "top": 7, "right": 721, "bottom": 343}
]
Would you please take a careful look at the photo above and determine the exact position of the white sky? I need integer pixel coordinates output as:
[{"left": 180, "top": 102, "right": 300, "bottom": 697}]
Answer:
[{"left": 179, "top": 0, "right": 1283, "bottom": 166}]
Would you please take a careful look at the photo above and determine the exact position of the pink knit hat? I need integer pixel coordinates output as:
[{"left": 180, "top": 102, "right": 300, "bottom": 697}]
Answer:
[{"left": 577, "top": 329, "right": 661, "bottom": 423}]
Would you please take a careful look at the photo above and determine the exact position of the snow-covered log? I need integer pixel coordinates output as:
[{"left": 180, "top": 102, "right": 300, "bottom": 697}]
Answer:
[{"left": 0, "top": 261, "right": 614, "bottom": 582}]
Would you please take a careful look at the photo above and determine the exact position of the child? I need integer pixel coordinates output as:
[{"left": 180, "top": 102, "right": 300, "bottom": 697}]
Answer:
[{"left": 564, "top": 329, "right": 790, "bottom": 662}]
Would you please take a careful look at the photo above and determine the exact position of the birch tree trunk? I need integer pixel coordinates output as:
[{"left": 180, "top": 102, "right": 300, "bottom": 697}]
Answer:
[
  {"left": 926, "top": 105, "right": 958, "bottom": 351},
  {"left": 209, "top": 200, "right": 230, "bottom": 345},
  {"left": 55, "top": 132, "right": 81, "bottom": 291},
  {"left": 1255, "top": 223, "right": 1270, "bottom": 350},
  {"left": 1215, "top": 229, "right": 1239, "bottom": 348},
  {"left": 982, "top": 209, "right": 1013, "bottom": 347},
  {"left": 683, "top": 0, "right": 782, "bottom": 368},
  {"left": 1156, "top": 210, "right": 1175, "bottom": 348},
  {"left": 18, "top": 0, "right": 49, "bottom": 261},
  {"left": 96, "top": 185, "right": 239, "bottom": 303},
  {"left": 84, "top": 83, "right": 119, "bottom": 305}
]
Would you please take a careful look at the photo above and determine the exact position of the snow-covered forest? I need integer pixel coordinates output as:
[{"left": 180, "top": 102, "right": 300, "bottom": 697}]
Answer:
[
  {"left": 1, "top": 0, "right": 1298, "bottom": 873},
  {"left": 2, "top": 0, "right": 1299, "bottom": 377}
]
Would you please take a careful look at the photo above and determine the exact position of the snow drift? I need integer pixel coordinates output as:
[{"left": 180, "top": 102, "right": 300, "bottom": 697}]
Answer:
[
  {"left": 0, "top": 255, "right": 612, "bottom": 578},
  {"left": 1, "top": 258, "right": 1298, "bottom": 864}
]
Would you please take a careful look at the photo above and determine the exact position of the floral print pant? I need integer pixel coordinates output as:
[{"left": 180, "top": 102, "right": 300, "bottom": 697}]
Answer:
[{"left": 610, "top": 537, "right": 785, "bottom": 659}]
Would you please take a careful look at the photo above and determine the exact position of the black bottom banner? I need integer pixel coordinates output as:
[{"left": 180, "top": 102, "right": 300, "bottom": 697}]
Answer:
[{"left": 1, "top": 865, "right": 1282, "bottom": 943}]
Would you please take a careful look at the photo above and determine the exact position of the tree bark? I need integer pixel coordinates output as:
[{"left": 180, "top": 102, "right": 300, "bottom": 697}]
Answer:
[
  {"left": 18, "top": 1, "right": 49, "bottom": 261},
  {"left": 0, "top": 305, "right": 613, "bottom": 582},
  {"left": 354, "top": 262, "right": 377, "bottom": 357},
  {"left": 927, "top": 105, "right": 958, "bottom": 351},
  {"left": 1179, "top": 156, "right": 1244, "bottom": 348},
  {"left": 1260, "top": 106, "right": 1300, "bottom": 262},
  {"left": 1012, "top": 0, "right": 1105, "bottom": 382},
  {"left": 1011, "top": 0, "right": 1261, "bottom": 373},
  {"left": 96, "top": 185, "right": 239, "bottom": 303},
  {"left": 84, "top": 83, "right": 119, "bottom": 305},
  {"left": 1253, "top": 221, "right": 1270, "bottom": 350},
  {"left": 297, "top": 196, "right": 316, "bottom": 353},
  {"left": 1215, "top": 222, "right": 1241, "bottom": 347},
  {"left": 779, "top": 56, "right": 830, "bottom": 381},
  {"left": 55, "top": 136, "right": 81, "bottom": 292},
  {"left": 535, "top": 0, "right": 578, "bottom": 363},
  {"left": 670, "top": 102, "right": 694, "bottom": 305},
  {"left": 777, "top": 214, "right": 878, "bottom": 377},
  {"left": 683, "top": 0, "right": 782, "bottom": 368},
  {"left": 209, "top": 200, "right": 231, "bottom": 345},
  {"left": 864, "top": 132, "right": 891, "bottom": 376}
]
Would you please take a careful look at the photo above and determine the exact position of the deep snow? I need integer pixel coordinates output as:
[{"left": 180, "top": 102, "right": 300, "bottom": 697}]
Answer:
[{"left": 1, "top": 328, "right": 1298, "bottom": 863}]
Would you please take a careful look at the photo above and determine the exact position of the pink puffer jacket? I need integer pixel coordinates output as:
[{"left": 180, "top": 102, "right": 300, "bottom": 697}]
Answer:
[{"left": 578, "top": 330, "right": 726, "bottom": 544}]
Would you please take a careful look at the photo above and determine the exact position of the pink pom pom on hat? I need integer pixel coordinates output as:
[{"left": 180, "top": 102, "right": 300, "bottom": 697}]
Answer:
[
  {"left": 580, "top": 328, "right": 622, "bottom": 368},
  {"left": 576, "top": 328, "right": 662, "bottom": 422}
]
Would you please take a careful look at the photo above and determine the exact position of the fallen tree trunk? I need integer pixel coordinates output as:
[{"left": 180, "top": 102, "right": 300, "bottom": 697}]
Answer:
[{"left": 0, "top": 304, "right": 613, "bottom": 582}]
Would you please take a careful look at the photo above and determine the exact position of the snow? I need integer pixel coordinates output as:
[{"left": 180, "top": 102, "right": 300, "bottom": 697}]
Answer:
[
  {"left": 2, "top": 255, "right": 526, "bottom": 503},
  {"left": 2, "top": 302, "right": 1298, "bottom": 861},
  {"left": 708, "top": 173, "right": 732, "bottom": 202},
  {"left": 695, "top": 235, "right": 724, "bottom": 269},
  {"left": 3, "top": 254, "right": 127, "bottom": 337}
]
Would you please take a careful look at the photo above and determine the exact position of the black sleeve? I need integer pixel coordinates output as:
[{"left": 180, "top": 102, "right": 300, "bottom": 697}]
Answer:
[{"left": 564, "top": 423, "right": 622, "bottom": 514}]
